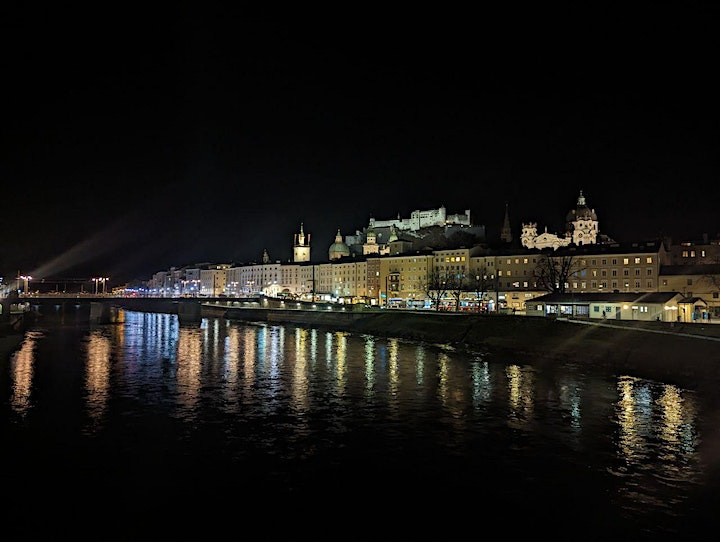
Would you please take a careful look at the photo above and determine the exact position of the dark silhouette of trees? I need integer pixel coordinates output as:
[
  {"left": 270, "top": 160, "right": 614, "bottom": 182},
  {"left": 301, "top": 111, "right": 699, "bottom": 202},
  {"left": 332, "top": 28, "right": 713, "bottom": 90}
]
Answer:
[
  {"left": 533, "top": 251, "right": 586, "bottom": 293},
  {"left": 419, "top": 270, "right": 450, "bottom": 311}
]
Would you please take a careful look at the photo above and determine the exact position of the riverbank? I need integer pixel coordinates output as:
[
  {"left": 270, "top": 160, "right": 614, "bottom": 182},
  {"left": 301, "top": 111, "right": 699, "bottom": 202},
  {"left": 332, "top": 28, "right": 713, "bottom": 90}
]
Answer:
[{"left": 4, "top": 307, "right": 720, "bottom": 392}]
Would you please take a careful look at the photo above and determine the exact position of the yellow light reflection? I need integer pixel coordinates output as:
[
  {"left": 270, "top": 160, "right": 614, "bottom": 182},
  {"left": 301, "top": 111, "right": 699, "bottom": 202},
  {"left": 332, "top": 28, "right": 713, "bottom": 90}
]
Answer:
[
  {"left": 292, "top": 328, "right": 309, "bottom": 411},
  {"left": 506, "top": 364, "right": 535, "bottom": 427},
  {"left": 241, "top": 327, "right": 257, "bottom": 397},
  {"left": 436, "top": 351, "right": 451, "bottom": 405},
  {"left": 364, "top": 336, "right": 376, "bottom": 396},
  {"left": 10, "top": 331, "right": 41, "bottom": 415},
  {"left": 222, "top": 325, "right": 240, "bottom": 406},
  {"left": 335, "top": 331, "right": 348, "bottom": 392},
  {"left": 84, "top": 330, "right": 111, "bottom": 425},
  {"left": 176, "top": 325, "right": 203, "bottom": 416},
  {"left": 616, "top": 377, "right": 643, "bottom": 461},
  {"left": 387, "top": 338, "right": 399, "bottom": 398}
]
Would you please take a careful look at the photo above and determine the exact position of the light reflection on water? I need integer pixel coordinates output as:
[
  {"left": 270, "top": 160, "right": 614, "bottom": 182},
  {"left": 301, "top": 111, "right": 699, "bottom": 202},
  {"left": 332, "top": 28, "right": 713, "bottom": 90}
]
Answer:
[{"left": 1, "top": 311, "right": 713, "bottom": 538}]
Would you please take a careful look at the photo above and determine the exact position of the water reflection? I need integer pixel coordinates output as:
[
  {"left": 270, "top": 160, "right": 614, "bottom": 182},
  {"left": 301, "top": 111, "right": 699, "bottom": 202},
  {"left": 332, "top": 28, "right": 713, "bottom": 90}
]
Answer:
[
  {"left": 2, "top": 311, "right": 714, "bottom": 538},
  {"left": 506, "top": 364, "right": 535, "bottom": 427},
  {"left": 9, "top": 330, "right": 42, "bottom": 415},
  {"left": 613, "top": 375, "right": 703, "bottom": 524},
  {"left": 176, "top": 323, "right": 202, "bottom": 417},
  {"left": 83, "top": 329, "right": 111, "bottom": 427}
]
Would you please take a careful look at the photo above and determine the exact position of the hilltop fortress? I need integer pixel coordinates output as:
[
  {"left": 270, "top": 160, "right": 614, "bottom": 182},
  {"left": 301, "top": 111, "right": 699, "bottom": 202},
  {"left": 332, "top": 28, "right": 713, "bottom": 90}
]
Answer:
[{"left": 369, "top": 205, "right": 471, "bottom": 231}]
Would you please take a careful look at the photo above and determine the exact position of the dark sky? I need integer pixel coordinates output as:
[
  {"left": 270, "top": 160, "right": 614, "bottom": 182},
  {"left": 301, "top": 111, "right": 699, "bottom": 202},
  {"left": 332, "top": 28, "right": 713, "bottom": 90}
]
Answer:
[{"left": 2, "top": 9, "right": 718, "bottom": 285}]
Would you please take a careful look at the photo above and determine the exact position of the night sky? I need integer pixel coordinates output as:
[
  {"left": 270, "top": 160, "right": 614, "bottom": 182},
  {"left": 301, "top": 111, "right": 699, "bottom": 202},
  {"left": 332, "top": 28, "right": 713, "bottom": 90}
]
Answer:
[{"left": 2, "top": 9, "right": 718, "bottom": 285}]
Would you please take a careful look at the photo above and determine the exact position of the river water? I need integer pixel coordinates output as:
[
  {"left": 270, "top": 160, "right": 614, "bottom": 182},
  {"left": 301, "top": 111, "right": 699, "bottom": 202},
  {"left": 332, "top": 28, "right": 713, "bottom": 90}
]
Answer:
[{"left": 2, "top": 310, "right": 719, "bottom": 540}]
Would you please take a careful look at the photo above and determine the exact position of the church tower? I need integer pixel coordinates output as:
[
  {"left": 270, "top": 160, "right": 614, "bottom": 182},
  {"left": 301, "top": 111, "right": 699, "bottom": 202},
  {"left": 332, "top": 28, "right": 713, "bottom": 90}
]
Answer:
[
  {"left": 566, "top": 190, "right": 599, "bottom": 246},
  {"left": 500, "top": 202, "right": 513, "bottom": 243},
  {"left": 293, "top": 223, "right": 311, "bottom": 262}
]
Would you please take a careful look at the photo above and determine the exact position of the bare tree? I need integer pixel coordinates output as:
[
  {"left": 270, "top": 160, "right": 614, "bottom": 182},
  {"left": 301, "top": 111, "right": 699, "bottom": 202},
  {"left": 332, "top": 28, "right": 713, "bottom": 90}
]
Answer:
[
  {"left": 446, "top": 273, "right": 467, "bottom": 312},
  {"left": 702, "top": 266, "right": 720, "bottom": 291},
  {"left": 533, "top": 251, "right": 586, "bottom": 293},
  {"left": 418, "top": 270, "right": 450, "bottom": 311},
  {"left": 471, "top": 267, "right": 495, "bottom": 312}
]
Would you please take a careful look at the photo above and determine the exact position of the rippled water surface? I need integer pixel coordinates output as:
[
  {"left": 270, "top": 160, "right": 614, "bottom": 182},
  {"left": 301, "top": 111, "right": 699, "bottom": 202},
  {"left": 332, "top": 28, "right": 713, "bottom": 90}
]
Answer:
[{"left": 3, "top": 311, "right": 719, "bottom": 540}]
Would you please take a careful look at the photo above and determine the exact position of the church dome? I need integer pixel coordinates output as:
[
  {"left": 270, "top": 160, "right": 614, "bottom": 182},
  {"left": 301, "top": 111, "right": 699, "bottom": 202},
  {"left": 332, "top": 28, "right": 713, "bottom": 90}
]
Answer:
[
  {"left": 566, "top": 190, "right": 597, "bottom": 223},
  {"left": 329, "top": 229, "right": 350, "bottom": 260}
]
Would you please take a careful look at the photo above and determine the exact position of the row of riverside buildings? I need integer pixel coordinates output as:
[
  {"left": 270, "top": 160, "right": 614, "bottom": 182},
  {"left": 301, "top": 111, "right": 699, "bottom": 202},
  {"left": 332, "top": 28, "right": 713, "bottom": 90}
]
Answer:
[{"left": 134, "top": 194, "right": 720, "bottom": 323}]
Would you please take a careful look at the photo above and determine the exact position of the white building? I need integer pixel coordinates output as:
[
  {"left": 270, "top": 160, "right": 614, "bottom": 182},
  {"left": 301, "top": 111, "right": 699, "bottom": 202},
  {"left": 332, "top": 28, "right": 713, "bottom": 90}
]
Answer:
[
  {"left": 521, "top": 191, "right": 602, "bottom": 250},
  {"left": 369, "top": 205, "right": 471, "bottom": 232}
]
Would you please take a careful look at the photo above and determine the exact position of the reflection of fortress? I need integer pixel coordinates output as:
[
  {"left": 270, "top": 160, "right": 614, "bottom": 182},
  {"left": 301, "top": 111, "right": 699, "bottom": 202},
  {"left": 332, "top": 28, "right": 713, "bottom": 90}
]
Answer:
[{"left": 369, "top": 205, "right": 471, "bottom": 231}]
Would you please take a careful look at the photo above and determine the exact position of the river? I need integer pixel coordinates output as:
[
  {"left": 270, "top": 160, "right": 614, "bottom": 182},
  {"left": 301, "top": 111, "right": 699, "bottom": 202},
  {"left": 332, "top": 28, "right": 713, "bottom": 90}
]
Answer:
[{"left": 2, "top": 310, "right": 718, "bottom": 540}]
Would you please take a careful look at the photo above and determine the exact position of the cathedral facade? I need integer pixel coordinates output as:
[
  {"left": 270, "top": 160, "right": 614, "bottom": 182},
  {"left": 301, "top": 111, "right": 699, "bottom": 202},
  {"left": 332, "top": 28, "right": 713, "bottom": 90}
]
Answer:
[{"left": 520, "top": 191, "right": 604, "bottom": 250}]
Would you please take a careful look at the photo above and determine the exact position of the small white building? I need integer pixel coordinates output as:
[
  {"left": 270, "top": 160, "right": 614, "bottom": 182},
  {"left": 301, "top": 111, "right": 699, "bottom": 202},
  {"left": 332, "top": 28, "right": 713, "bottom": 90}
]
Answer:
[{"left": 526, "top": 291, "right": 689, "bottom": 322}]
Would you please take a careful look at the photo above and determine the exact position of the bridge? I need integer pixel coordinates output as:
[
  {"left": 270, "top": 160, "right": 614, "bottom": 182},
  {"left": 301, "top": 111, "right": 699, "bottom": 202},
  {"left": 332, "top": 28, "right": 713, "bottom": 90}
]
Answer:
[{"left": 13, "top": 295, "right": 354, "bottom": 325}]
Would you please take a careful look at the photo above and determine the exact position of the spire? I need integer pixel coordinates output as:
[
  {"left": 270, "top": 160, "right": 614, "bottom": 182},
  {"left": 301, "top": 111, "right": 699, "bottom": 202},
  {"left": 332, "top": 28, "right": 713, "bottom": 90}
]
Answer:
[
  {"left": 262, "top": 249, "right": 270, "bottom": 264},
  {"left": 500, "top": 201, "right": 512, "bottom": 243},
  {"left": 577, "top": 190, "right": 586, "bottom": 206}
]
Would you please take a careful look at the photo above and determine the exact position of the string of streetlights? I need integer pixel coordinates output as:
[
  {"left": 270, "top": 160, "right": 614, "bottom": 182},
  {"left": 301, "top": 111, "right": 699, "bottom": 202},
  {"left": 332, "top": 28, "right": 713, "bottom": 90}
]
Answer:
[{"left": 14, "top": 275, "right": 110, "bottom": 296}]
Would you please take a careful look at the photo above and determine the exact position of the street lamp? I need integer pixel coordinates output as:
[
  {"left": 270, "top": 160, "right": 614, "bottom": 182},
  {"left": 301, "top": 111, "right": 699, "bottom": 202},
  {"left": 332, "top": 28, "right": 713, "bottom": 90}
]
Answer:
[{"left": 92, "top": 277, "right": 107, "bottom": 295}]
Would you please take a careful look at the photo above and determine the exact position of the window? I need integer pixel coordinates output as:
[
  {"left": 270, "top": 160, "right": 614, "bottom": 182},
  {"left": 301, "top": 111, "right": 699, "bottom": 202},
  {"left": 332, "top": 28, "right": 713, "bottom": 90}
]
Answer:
[
  {"left": 634, "top": 257, "right": 641, "bottom": 264},
  {"left": 635, "top": 269, "right": 641, "bottom": 276},
  {"left": 623, "top": 258, "right": 629, "bottom": 265},
  {"left": 612, "top": 270, "right": 617, "bottom": 277},
  {"left": 602, "top": 259, "right": 607, "bottom": 265},
  {"left": 635, "top": 280, "right": 641, "bottom": 288},
  {"left": 647, "top": 280, "right": 653, "bottom": 288},
  {"left": 602, "top": 270, "right": 607, "bottom": 277},
  {"left": 623, "top": 269, "right": 629, "bottom": 276},
  {"left": 682, "top": 251, "right": 689, "bottom": 258},
  {"left": 612, "top": 280, "right": 618, "bottom": 288},
  {"left": 647, "top": 268, "right": 653, "bottom": 275},
  {"left": 646, "top": 257, "right": 653, "bottom": 264},
  {"left": 612, "top": 259, "right": 617, "bottom": 265},
  {"left": 591, "top": 281, "right": 597, "bottom": 288}
]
